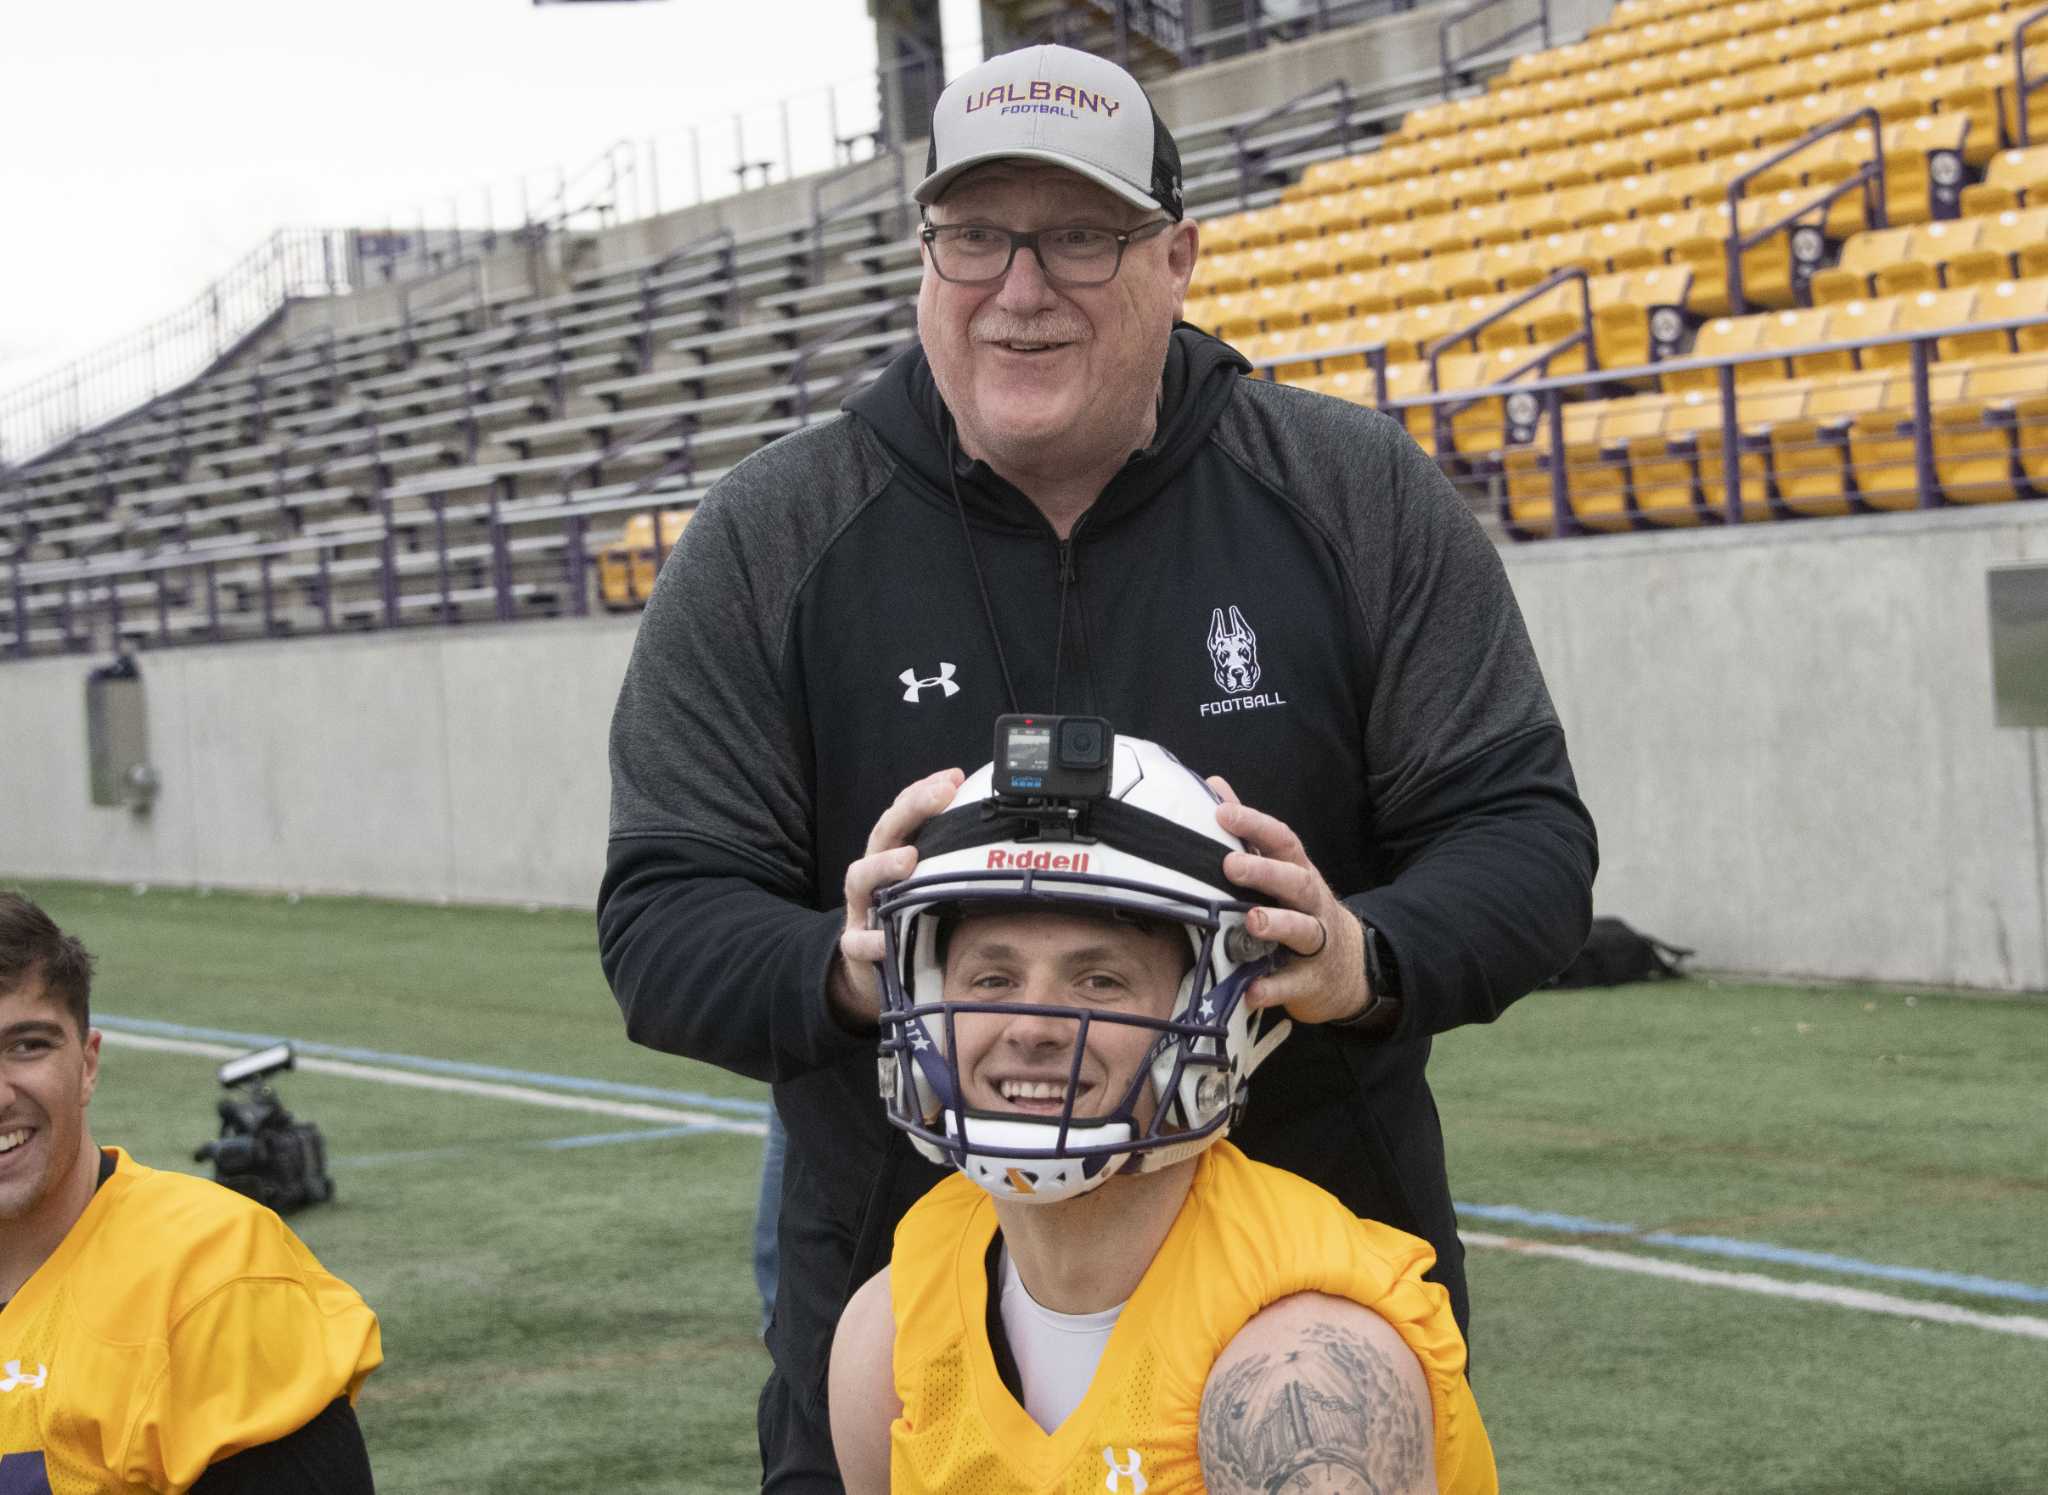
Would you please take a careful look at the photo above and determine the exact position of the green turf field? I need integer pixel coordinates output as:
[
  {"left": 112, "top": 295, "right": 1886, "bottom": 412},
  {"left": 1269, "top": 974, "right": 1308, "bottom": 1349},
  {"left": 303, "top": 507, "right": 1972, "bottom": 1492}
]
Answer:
[{"left": 12, "top": 879, "right": 2047, "bottom": 1494}]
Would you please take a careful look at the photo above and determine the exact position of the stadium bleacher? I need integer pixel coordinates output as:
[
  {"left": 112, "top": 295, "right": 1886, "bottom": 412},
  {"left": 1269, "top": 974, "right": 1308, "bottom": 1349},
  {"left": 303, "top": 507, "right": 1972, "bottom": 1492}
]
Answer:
[
  {"left": 1183, "top": 0, "right": 2048, "bottom": 541},
  {"left": 5, "top": 0, "right": 2048, "bottom": 655}
]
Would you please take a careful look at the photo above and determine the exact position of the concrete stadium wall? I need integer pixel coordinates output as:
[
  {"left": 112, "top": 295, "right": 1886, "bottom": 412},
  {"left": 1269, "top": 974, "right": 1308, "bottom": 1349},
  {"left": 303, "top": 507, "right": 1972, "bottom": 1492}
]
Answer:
[
  {"left": 1512, "top": 505, "right": 2048, "bottom": 994},
  {"left": 0, "top": 618, "right": 637, "bottom": 911},
  {"left": 4, "top": 504, "right": 2048, "bottom": 992}
]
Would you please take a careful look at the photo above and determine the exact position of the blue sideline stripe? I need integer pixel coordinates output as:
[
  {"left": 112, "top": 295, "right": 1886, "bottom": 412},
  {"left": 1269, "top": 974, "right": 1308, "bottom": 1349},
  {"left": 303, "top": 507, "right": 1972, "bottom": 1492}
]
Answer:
[
  {"left": 337, "top": 1123, "right": 722, "bottom": 1169},
  {"left": 541, "top": 1124, "right": 720, "bottom": 1150},
  {"left": 1455, "top": 1202, "right": 1637, "bottom": 1237},
  {"left": 1636, "top": 1231, "right": 2048, "bottom": 1304},
  {"left": 97, "top": 1014, "right": 774, "bottom": 1119},
  {"left": 1459, "top": 1200, "right": 2048, "bottom": 1306}
]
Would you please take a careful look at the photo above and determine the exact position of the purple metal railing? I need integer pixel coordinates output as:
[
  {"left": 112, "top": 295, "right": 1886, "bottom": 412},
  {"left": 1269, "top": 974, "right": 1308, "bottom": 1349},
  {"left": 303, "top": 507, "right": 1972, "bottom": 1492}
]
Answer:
[
  {"left": 1725, "top": 109, "right": 1888, "bottom": 317},
  {"left": 2018, "top": 5, "right": 2048, "bottom": 147},
  {"left": 1229, "top": 79, "right": 1359, "bottom": 207},
  {"left": 1422, "top": 266, "right": 1597, "bottom": 457},
  {"left": 1246, "top": 307, "right": 2048, "bottom": 543},
  {"left": 810, "top": 147, "right": 908, "bottom": 284}
]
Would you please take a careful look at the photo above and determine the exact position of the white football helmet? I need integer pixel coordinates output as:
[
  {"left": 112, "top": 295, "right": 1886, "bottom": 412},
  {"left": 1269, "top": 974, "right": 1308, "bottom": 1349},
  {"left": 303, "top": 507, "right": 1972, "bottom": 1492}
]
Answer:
[{"left": 873, "top": 733, "right": 1292, "bottom": 1205}]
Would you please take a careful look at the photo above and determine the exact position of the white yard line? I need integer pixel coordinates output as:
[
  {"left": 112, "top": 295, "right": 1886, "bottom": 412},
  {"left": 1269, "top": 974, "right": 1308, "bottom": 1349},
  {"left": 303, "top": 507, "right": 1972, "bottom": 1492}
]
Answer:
[
  {"left": 102, "top": 1030, "right": 768, "bottom": 1137},
  {"left": 1463, "top": 1230, "right": 2048, "bottom": 1341}
]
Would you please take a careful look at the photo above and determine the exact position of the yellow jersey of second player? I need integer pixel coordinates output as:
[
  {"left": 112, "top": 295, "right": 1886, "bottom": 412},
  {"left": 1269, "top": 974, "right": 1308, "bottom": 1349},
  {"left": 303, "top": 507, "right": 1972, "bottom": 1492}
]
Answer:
[
  {"left": 0, "top": 1147, "right": 382, "bottom": 1495},
  {"left": 888, "top": 1140, "right": 1495, "bottom": 1494}
]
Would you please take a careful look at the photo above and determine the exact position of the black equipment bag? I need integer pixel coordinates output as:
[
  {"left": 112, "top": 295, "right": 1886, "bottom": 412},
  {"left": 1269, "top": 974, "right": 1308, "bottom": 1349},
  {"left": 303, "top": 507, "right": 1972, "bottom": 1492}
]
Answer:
[{"left": 1551, "top": 917, "right": 1693, "bottom": 987}]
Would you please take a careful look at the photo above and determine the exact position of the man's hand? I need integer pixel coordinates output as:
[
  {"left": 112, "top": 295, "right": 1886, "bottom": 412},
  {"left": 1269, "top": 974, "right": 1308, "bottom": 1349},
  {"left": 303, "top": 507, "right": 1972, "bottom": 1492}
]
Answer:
[
  {"left": 828, "top": 767, "right": 967, "bottom": 1029},
  {"left": 1208, "top": 776, "right": 1372, "bottom": 1026}
]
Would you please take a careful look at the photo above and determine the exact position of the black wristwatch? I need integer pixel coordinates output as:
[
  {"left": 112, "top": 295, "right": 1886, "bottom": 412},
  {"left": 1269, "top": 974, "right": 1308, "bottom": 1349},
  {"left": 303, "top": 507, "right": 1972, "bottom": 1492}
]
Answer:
[{"left": 1330, "top": 918, "right": 1403, "bottom": 1035}]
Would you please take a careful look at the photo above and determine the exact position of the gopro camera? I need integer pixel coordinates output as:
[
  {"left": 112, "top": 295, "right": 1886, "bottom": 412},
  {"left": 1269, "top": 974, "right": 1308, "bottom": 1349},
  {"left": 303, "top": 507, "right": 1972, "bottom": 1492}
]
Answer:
[{"left": 992, "top": 713, "right": 1114, "bottom": 802}]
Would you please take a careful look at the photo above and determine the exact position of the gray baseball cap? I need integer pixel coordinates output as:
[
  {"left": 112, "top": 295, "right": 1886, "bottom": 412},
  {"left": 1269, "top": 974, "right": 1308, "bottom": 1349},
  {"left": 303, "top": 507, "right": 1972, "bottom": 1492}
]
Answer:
[{"left": 916, "top": 45, "right": 1185, "bottom": 220}]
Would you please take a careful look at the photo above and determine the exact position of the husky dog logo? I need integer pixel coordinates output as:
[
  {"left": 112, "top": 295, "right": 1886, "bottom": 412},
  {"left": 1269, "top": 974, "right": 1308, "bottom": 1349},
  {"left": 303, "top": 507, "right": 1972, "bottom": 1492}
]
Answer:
[
  {"left": 899, "top": 663, "right": 960, "bottom": 704},
  {"left": 1206, "top": 607, "right": 1260, "bottom": 695},
  {"left": 1102, "top": 1446, "right": 1147, "bottom": 1493}
]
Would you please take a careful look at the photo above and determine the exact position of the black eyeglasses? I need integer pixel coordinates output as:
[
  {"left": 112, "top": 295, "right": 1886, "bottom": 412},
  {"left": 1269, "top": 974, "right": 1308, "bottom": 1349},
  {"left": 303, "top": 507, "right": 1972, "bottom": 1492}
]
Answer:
[{"left": 919, "top": 216, "right": 1174, "bottom": 288}]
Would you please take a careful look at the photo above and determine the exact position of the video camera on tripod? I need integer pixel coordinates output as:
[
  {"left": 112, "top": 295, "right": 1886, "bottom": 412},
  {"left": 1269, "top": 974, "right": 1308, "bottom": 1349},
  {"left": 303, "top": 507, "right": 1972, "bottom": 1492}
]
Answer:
[{"left": 193, "top": 1043, "right": 336, "bottom": 1215}]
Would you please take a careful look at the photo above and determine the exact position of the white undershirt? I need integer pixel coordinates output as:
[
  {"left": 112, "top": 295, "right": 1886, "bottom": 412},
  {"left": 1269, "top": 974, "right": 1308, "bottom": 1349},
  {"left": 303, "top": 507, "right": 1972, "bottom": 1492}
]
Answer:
[{"left": 998, "top": 1243, "right": 1127, "bottom": 1433}]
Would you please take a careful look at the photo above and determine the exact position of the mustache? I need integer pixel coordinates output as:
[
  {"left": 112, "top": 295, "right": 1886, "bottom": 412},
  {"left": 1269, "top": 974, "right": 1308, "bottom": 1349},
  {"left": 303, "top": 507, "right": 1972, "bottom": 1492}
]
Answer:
[{"left": 970, "top": 314, "right": 1090, "bottom": 346}]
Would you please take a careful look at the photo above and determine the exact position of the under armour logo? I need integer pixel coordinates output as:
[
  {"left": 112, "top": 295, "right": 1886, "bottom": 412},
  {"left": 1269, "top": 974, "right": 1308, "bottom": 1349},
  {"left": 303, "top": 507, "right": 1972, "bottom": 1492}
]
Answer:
[
  {"left": 1103, "top": 1446, "right": 1147, "bottom": 1493},
  {"left": 0, "top": 1361, "right": 47, "bottom": 1393},
  {"left": 899, "top": 663, "right": 960, "bottom": 703}
]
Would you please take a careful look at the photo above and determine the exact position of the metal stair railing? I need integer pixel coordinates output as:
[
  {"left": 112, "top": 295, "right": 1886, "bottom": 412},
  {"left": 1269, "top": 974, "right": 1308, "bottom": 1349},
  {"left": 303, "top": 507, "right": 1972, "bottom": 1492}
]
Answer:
[
  {"left": 1440, "top": 0, "right": 1550, "bottom": 95},
  {"left": 637, "top": 227, "right": 738, "bottom": 367},
  {"left": 789, "top": 299, "right": 916, "bottom": 423},
  {"left": 1238, "top": 307, "right": 2048, "bottom": 539},
  {"left": 1725, "top": 108, "right": 1888, "bottom": 317},
  {"left": 1423, "top": 267, "right": 1596, "bottom": 464},
  {"left": 1228, "top": 78, "right": 1358, "bottom": 207},
  {"left": 2018, "top": 5, "right": 2048, "bottom": 146},
  {"left": 810, "top": 147, "right": 908, "bottom": 284},
  {"left": 0, "top": 229, "right": 353, "bottom": 472}
]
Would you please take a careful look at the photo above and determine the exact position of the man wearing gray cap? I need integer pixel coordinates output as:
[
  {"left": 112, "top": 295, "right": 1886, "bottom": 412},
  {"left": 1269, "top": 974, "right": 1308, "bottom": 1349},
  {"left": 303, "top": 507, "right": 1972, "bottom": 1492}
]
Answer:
[{"left": 600, "top": 43, "right": 1595, "bottom": 1492}]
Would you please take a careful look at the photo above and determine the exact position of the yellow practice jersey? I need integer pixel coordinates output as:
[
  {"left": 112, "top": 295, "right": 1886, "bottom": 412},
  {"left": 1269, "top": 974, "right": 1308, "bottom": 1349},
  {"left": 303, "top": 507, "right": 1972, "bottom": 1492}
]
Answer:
[
  {"left": 888, "top": 1141, "right": 1495, "bottom": 1494},
  {"left": 0, "top": 1147, "right": 382, "bottom": 1495}
]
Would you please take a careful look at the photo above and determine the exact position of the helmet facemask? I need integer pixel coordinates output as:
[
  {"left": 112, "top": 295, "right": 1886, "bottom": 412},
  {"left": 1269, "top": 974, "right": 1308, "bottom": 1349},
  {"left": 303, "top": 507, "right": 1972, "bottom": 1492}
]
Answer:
[{"left": 875, "top": 865, "right": 1292, "bottom": 1206}]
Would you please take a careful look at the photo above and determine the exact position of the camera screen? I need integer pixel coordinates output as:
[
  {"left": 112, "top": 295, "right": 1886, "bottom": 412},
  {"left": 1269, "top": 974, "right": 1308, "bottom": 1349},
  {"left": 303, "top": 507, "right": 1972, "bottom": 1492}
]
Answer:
[{"left": 1005, "top": 725, "right": 1052, "bottom": 773}]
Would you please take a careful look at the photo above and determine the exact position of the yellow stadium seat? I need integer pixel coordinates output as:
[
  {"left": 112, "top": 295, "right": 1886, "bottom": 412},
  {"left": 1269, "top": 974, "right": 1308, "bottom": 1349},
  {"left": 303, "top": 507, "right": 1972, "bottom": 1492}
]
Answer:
[
  {"left": 1869, "top": 114, "right": 1975, "bottom": 226},
  {"left": 1202, "top": 292, "right": 1265, "bottom": 341},
  {"left": 1624, "top": 390, "right": 1719, "bottom": 526},
  {"left": 1771, "top": 369, "right": 1896, "bottom": 515},
  {"left": 1289, "top": 273, "right": 1355, "bottom": 325},
  {"left": 1263, "top": 199, "right": 1325, "bottom": 244},
  {"left": 1525, "top": 229, "right": 1605, "bottom": 279},
  {"left": 1386, "top": 260, "right": 1447, "bottom": 309},
  {"left": 1364, "top": 218, "right": 1425, "bottom": 266},
  {"left": 1825, "top": 296, "right": 1906, "bottom": 367},
  {"left": 1761, "top": 306, "right": 1851, "bottom": 377},
  {"left": 1549, "top": 182, "right": 1623, "bottom": 230},
  {"left": 1296, "top": 367, "right": 1373, "bottom": 402},
  {"left": 1966, "top": 278, "right": 2048, "bottom": 355},
  {"left": 1320, "top": 312, "right": 1418, "bottom": 370},
  {"left": 1926, "top": 54, "right": 2027, "bottom": 166},
  {"left": 1926, "top": 353, "right": 2048, "bottom": 504},
  {"left": 1858, "top": 287, "right": 1978, "bottom": 367},
  {"left": 1669, "top": 314, "right": 1778, "bottom": 391},
  {"left": 1321, "top": 230, "right": 1381, "bottom": 278},
  {"left": 1456, "top": 240, "right": 1532, "bottom": 295},
  {"left": 1431, "top": 249, "right": 1501, "bottom": 301},
  {"left": 1591, "top": 266, "right": 1694, "bottom": 376},
  {"left": 1590, "top": 219, "right": 1661, "bottom": 273},
  {"left": 1276, "top": 235, "right": 1343, "bottom": 283},
  {"left": 1808, "top": 224, "right": 1917, "bottom": 304},
  {"left": 599, "top": 509, "right": 693, "bottom": 608},
  {"left": 1514, "top": 191, "right": 1575, "bottom": 240},
  {"left": 1983, "top": 145, "right": 2048, "bottom": 203},
  {"left": 1503, "top": 398, "right": 1613, "bottom": 537},
  {"left": 1845, "top": 365, "right": 1970, "bottom": 508}
]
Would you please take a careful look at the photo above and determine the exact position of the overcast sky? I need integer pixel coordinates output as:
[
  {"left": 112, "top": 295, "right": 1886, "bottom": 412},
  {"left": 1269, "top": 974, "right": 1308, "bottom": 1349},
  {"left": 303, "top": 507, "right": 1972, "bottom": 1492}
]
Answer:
[{"left": 0, "top": 0, "right": 980, "bottom": 396}]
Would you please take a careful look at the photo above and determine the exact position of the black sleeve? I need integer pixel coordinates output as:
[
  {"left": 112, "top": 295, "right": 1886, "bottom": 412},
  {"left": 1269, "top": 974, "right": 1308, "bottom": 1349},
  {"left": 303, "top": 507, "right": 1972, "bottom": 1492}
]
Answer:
[
  {"left": 598, "top": 838, "right": 870, "bottom": 1084},
  {"left": 597, "top": 431, "right": 893, "bottom": 1084},
  {"left": 189, "top": 1397, "right": 373, "bottom": 1495},
  {"left": 1348, "top": 722, "right": 1596, "bottom": 1040},
  {"left": 1219, "top": 384, "right": 1598, "bottom": 1041},
  {"left": 1344, "top": 428, "right": 1598, "bottom": 1039}
]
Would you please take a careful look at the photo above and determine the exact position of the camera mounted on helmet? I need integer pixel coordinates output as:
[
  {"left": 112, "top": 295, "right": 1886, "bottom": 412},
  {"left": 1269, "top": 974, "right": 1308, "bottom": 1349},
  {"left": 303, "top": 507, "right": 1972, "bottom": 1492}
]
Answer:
[{"left": 871, "top": 717, "right": 1294, "bottom": 1206}]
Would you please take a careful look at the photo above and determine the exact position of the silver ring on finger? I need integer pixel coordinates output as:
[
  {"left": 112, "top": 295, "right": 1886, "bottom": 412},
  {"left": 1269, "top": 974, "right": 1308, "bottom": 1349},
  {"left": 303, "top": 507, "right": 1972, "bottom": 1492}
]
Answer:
[{"left": 1303, "top": 916, "right": 1328, "bottom": 959}]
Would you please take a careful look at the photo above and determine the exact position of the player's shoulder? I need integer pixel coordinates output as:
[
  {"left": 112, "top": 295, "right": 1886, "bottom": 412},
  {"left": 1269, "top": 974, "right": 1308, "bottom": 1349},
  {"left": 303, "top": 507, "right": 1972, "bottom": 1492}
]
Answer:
[
  {"left": 77, "top": 1150, "right": 326, "bottom": 1319},
  {"left": 1200, "top": 1291, "right": 1437, "bottom": 1495}
]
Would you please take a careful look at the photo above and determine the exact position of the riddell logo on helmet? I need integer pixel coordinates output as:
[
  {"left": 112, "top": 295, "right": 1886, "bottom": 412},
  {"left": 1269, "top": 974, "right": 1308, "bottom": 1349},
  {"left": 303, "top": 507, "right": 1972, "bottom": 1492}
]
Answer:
[{"left": 986, "top": 849, "right": 1092, "bottom": 871}]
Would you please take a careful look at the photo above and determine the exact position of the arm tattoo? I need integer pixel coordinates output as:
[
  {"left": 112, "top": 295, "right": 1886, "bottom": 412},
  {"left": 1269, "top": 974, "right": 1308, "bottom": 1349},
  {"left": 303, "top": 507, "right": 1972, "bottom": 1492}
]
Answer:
[{"left": 1198, "top": 1321, "right": 1430, "bottom": 1494}]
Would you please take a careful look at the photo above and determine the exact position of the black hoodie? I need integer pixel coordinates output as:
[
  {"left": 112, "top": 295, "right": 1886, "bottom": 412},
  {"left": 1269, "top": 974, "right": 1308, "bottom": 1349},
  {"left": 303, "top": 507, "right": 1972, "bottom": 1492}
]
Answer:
[{"left": 599, "top": 326, "right": 1596, "bottom": 1492}]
